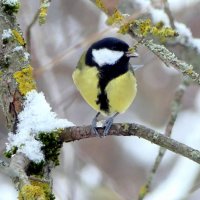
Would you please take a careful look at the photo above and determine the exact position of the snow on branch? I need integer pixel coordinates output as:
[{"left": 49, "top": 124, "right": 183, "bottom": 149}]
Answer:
[
  {"left": 136, "top": 0, "right": 200, "bottom": 53},
  {"left": 6, "top": 90, "right": 74, "bottom": 163},
  {"left": 89, "top": 0, "right": 200, "bottom": 85}
]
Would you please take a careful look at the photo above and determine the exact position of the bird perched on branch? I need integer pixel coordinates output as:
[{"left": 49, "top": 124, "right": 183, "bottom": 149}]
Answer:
[{"left": 72, "top": 37, "right": 137, "bottom": 136}]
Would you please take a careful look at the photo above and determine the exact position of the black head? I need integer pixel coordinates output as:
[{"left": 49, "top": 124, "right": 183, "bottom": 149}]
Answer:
[{"left": 85, "top": 37, "right": 130, "bottom": 68}]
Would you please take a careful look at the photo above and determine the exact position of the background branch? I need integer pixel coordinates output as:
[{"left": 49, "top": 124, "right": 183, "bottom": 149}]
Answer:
[
  {"left": 26, "top": 10, "right": 40, "bottom": 53},
  {"left": 138, "top": 80, "right": 188, "bottom": 200}
]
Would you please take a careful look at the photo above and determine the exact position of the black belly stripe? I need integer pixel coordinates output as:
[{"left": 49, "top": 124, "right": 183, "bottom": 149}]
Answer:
[{"left": 96, "top": 63, "right": 129, "bottom": 114}]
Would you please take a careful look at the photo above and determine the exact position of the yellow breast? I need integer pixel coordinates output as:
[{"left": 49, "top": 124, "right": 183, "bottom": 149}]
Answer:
[
  {"left": 72, "top": 66, "right": 100, "bottom": 112},
  {"left": 105, "top": 71, "right": 137, "bottom": 114},
  {"left": 73, "top": 64, "right": 137, "bottom": 115}
]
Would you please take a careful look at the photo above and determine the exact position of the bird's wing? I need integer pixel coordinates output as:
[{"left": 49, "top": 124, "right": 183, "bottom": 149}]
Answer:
[{"left": 76, "top": 52, "right": 86, "bottom": 70}]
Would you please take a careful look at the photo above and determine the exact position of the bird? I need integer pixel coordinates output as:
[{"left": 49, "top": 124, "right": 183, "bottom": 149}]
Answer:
[{"left": 72, "top": 37, "right": 137, "bottom": 136}]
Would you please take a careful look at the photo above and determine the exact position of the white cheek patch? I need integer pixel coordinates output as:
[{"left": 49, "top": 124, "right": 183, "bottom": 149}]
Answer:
[{"left": 92, "top": 48, "right": 124, "bottom": 67}]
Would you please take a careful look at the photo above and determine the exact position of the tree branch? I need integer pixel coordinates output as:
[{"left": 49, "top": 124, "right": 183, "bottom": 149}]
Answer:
[
  {"left": 138, "top": 80, "right": 188, "bottom": 200},
  {"left": 61, "top": 123, "right": 200, "bottom": 164},
  {"left": 90, "top": 0, "right": 200, "bottom": 85},
  {"left": 26, "top": 10, "right": 40, "bottom": 53},
  {"left": 163, "top": 0, "right": 175, "bottom": 29}
]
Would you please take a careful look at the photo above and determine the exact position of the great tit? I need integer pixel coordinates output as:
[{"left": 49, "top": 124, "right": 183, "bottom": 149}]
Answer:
[{"left": 72, "top": 37, "right": 137, "bottom": 136}]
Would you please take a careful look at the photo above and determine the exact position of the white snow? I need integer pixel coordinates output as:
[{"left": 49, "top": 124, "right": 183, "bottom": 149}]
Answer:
[
  {"left": 6, "top": 90, "right": 74, "bottom": 163},
  {"left": 134, "top": 0, "right": 151, "bottom": 10},
  {"left": 149, "top": 7, "right": 200, "bottom": 54},
  {"left": 191, "top": 38, "right": 200, "bottom": 53},
  {"left": 2, "top": 0, "right": 19, "bottom": 6},
  {"left": 134, "top": 0, "right": 200, "bottom": 12},
  {"left": 92, "top": 48, "right": 124, "bottom": 67},
  {"left": 150, "top": 8, "right": 170, "bottom": 27},
  {"left": 12, "top": 46, "right": 23, "bottom": 52},
  {"left": 2, "top": 29, "right": 12, "bottom": 40},
  {"left": 24, "top": 52, "right": 30, "bottom": 61},
  {"left": 132, "top": 1, "right": 200, "bottom": 54},
  {"left": 175, "top": 22, "right": 192, "bottom": 38}
]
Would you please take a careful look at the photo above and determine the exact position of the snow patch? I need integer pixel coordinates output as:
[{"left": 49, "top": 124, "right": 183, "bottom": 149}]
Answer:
[
  {"left": 2, "top": 29, "right": 12, "bottom": 40},
  {"left": 6, "top": 90, "right": 74, "bottom": 163}
]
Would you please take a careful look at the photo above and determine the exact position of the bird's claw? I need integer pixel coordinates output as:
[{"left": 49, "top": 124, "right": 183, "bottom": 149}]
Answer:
[
  {"left": 91, "top": 112, "right": 100, "bottom": 137},
  {"left": 91, "top": 112, "right": 118, "bottom": 137},
  {"left": 102, "top": 117, "right": 114, "bottom": 136}
]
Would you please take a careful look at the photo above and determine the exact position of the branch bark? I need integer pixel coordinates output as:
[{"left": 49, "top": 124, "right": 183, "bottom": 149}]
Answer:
[
  {"left": 60, "top": 123, "right": 200, "bottom": 164},
  {"left": 0, "top": 2, "right": 52, "bottom": 199}
]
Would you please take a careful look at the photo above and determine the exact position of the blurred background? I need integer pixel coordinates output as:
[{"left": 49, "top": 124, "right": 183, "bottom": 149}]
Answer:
[{"left": 1, "top": 0, "right": 200, "bottom": 199}]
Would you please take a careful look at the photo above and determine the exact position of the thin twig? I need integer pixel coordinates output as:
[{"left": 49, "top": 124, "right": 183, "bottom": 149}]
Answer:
[
  {"left": 26, "top": 10, "right": 40, "bottom": 53},
  {"left": 141, "top": 39, "right": 200, "bottom": 84},
  {"left": 163, "top": 0, "right": 175, "bottom": 29}
]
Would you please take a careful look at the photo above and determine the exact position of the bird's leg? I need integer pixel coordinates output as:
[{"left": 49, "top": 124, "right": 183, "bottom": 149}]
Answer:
[
  {"left": 91, "top": 112, "right": 100, "bottom": 136},
  {"left": 103, "top": 113, "right": 118, "bottom": 136}
]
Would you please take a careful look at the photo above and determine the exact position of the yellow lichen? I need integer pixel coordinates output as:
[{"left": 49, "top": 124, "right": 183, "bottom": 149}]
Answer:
[
  {"left": 118, "top": 20, "right": 134, "bottom": 34},
  {"left": 13, "top": 66, "right": 36, "bottom": 95},
  {"left": 95, "top": 0, "right": 108, "bottom": 14},
  {"left": 138, "top": 184, "right": 148, "bottom": 199},
  {"left": 106, "top": 10, "right": 124, "bottom": 25},
  {"left": 12, "top": 29, "right": 26, "bottom": 46},
  {"left": 18, "top": 180, "right": 54, "bottom": 200},
  {"left": 122, "top": 123, "right": 129, "bottom": 132},
  {"left": 39, "top": 0, "right": 51, "bottom": 25},
  {"left": 128, "top": 47, "right": 135, "bottom": 54},
  {"left": 133, "top": 19, "right": 178, "bottom": 42},
  {"left": 137, "top": 19, "right": 152, "bottom": 36},
  {"left": 18, "top": 184, "right": 46, "bottom": 200},
  {"left": 185, "top": 68, "right": 194, "bottom": 75},
  {"left": 39, "top": 7, "right": 48, "bottom": 25}
]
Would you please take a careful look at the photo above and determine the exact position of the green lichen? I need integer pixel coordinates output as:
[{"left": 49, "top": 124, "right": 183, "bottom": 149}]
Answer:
[
  {"left": 27, "top": 129, "right": 63, "bottom": 178},
  {"left": 12, "top": 29, "right": 26, "bottom": 46},
  {"left": 18, "top": 180, "right": 55, "bottom": 200},
  {"left": 13, "top": 66, "right": 36, "bottom": 95},
  {"left": 3, "top": 55, "right": 11, "bottom": 68},
  {"left": 37, "top": 129, "right": 63, "bottom": 166},
  {"left": 27, "top": 161, "right": 45, "bottom": 177},
  {"left": 2, "top": 0, "right": 20, "bottom": 13},
  {"left": 4, "top": 146, "right": 18, "bottom": 158}
]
